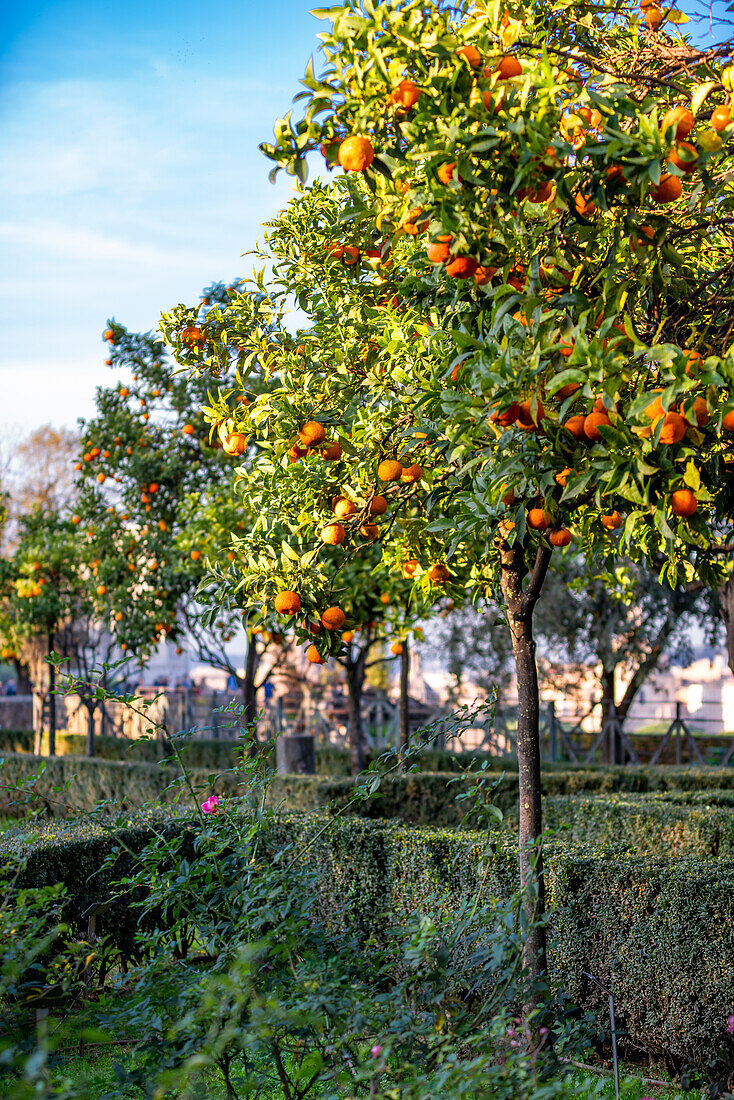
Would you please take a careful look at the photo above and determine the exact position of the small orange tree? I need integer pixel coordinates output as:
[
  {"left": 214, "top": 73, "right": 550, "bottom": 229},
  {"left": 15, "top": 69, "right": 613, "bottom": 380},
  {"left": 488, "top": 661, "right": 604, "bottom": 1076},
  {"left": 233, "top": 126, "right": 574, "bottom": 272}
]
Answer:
[{"left": 167, "top": 0, "right": 734, "bottom": 984}]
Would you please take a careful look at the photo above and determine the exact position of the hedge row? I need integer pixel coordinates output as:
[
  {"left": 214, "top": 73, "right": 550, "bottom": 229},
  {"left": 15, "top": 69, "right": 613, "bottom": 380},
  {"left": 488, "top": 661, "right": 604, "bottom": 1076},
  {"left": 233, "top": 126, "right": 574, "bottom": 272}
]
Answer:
[{"left": 2, "top": 808, "right": 733, "bottom": 1077}]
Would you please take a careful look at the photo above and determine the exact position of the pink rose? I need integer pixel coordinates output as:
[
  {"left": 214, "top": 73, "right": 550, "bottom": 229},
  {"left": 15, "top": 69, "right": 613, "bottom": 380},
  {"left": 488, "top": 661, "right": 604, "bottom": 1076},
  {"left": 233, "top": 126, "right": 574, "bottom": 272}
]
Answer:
[{"left": 202, "top": 795, "right": 220, "bottom": 815}]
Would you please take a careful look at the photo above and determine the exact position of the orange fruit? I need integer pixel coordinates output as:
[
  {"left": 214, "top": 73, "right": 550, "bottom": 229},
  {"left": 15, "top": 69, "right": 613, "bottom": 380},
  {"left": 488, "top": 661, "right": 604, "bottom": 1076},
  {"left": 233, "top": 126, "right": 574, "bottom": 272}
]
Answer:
[
  {"left": 658, "top": 411, "right": 687, "bottom": 444},
  {"left": 456, "top": 45, "right": 482, "bottom": 67},
  {"left": 226, "top": 551, "right": 236, "bottom": 562},
  {"left": 334, "top": 497, "right": 357, "bottom": 519},
  {"left": 661, "top": 106, "right": 695, "bottom": 140},
  {"left": 182, "top": 424, "right": 195, "bottom": 435},
  {"left": 722, "top": 410, "right": 734, "bottom": 431},
  {"left": 402, "top": 559, "right": 420, "bottom": 578},
  {"left": 549, "top": 528, "right": 572, "bottom": 547},
  {"left": 321, "top": 441, "right": 343, "bottom": 460},
  {"left": 428, "top": 563, "right": 450, "bottom": 584},
  {"left": 490, "top": 402, "right": 521, "bottom": 427},
  {"left": 321, "top": 607, "right": 346, "bottom": 630},
  {"left": 391, "top": 79, "right": 422, "bottom": 108},
  {"left": 683, "top": 349, "right": 702, "bottom": 376},
  {"left": 630, "top": 225, "right": 655, "bottom": 251},
  {"left": 71, "top": 515, "right": 81, "bottom": 525},
  {"left": 306, "top": 644, "right": 325, "bottom": 664},
  {"left": 426, "top": 235, "right": 452, "bottom": 264},
  {"left": 644, "top": 390, "right": 665, "bottom": 421},
  {"left": 338, "top": 136, "right": 374, "bottom": 172},
  {"left": 287, "top": 445, "right": 308, "bottom": 462},
  {"left": 670, "top": 489, "right": 697, "bottom": 516},
  {"left": 369, "top": 495, "right": 388, "bottom": 516},
  {"left": 494, "top": 55, "right": 523, "bottom": 79},
  {"left": 321, "top": 523, "right": 346, "bottom": 545},
  {"left": 97, "top": 473, "right": 106, "bottom": 483},
  {"left": 182, "top": 325, "right": 205, "bottom": 348},
  {"left": 527, "top": 508, "right": 551, "bottom": 531},
  {"left": 190, "top": 550, "right": 202, "bottom": 561},
  {"left": 711, "top": 105, "right": 731, "bottom": 132},
  {"left": 668, "top": 142, "right": 698, "bottom": 173},
  {"left": 103, "top": 328, "right": 115, "bottom": 343},
  {"left": 401, "top": 464, "right": 423, "bottom": 483},
  {"left": 390, "top": 642, "right": 404, "bottom": 655},
  {"left": 516, "top": 399, "right": 546, "bottom": 432},
  {"left": 644, "top": 6, "right": 664, "bottom": 28},
  {"left": 359, "top": 523, "right": 379, "bottom": 539},
  {"left": 274, "top": 591, "right": 301, "bottom": 615},
  {"left": 556, "top": 383, "right": 580, "bottom": 398},
  {"left": 437, "top": 161, "right": 456, "bottom": 184},
  {"left": 687, "top": 397, "right": 709, "bottom": 427},
  {"left": 446, "top": 255, "right": 478, "bottom": 279},
  {"left": 474, "top": 265, "right": 497, "bottom": 286},
  {"left": 584, "top": 410, "right": 612, "bottom": 442},
  {"left": 114, "top": 612, "right": 123, "bottom": 622},
  {"left": 223, "top": 432, "right": 248, "bottom": 456},
  {"left": 96, "top": 584, "right": 107, "bottom": 596},
  {"left": 379, "top": 593, "right": 390, "bottom": 605},
  {"left": 299, "top": 421, "right": 327, "bottom": 447},
  {"left": 565, "top": 415, "right": 588, "bottom": 440},
  {"left": 308, "top": 621, "right": 323, "bottom": 635},
  {"left": 601, "top": 511, "right": 624, "bottom": 530},
  {"left": 651, "top": 174, "right": 682, "bottom": 203},
  {"left": 342, "top": 630, "right": 355, "bottom": 643},
  {"left": 527, "top": 180, "right": 554, "bottom": 203},
  {"left": 378, "top": 459, "right": 403, "bottom": 481},
  {"left": 555, "top": 467, "right": 572, "bottom": 487},
  {"left": 574, "top": 194, "right": 596, "bottom": 219},
  {"left": 119, "top": 386, "right": 129, "bottom": 397}
]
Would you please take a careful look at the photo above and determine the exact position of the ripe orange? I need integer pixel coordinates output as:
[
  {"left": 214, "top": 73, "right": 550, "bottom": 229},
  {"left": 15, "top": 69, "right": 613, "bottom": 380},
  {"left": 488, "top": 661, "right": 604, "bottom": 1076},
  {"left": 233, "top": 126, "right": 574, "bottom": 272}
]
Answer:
[
  {"left": 446, "top": 255, "right": 478, "bottom": 279},
  {"left": 584, "top": 410, "right": 612, "bottom": 442},
  {"left": 342, "top": 630, "right": 355, "bottom": 643},
  {"left": 670, "top": 489, "right": 697, "bottom": 516},
  {"left": 391, "top": 79, "right": 422, "bottom": 108},
  {"left": 182, "top": 325, "right": 205, "bottom": 348},
  {"left": 96, "top": 584, "right": 107, "bottom": 596},
  {"left": 402, "top": 559, "right": 419, "bottom": 578},
  {"left": 426, "top": 235, "right": 452, "bottom": 264},
  {"left": 428, "top": 563, "right": 450, "bottom": 584},
  {"left": 651, "top": 174, "right": 682, "bottom": 203},
  {"left": 527, "top": 508, "right": 551, "bottom": 531},
  {"left": 712, "top": 105, "right": 731, "bottom": 132},
  {"left": 683, "top": 349, "right": 702, "bottom": 376},
  {"left": 668, "top": 142, "right": 698, "bottom": 173},
  {"left": 226, "top": 551, "right": 236, "bottom": 562},
  {"left": 661, "top": 106, "right": 695, "bottom": 140},
  {"left": 114, "top": 612, "right": 123, "bottom": 622},
  {"left": 722, "top": 410, "right": 734, "bottom": 431},
  {"left": 120, "top": 386, "right": 129, "bottom": 397},
  {"left": 378, "top": 459, "right": 403, "bottom": 481},
  {"left": 306, "top": 644, "right": 325, "bottom": 665},
  {"left": 360, "top": 523, "right": 379, "bottom": 539},
  {"left": 223, "top": 432, "right": 248, "bottom": 456},
  {"left": 516, "top": 399, "right": 546, "bottom": 432},
  {"left": 287, "top": 445, "right": 308, "bottom": 462},
  {"left": 274, "top": 590, "right": 301, "bottom": 615},
  {"left": 555, "top": 467, "right": 572, "bottom": 487},
  {"left": 369, "top": 495, "right": 388, "bottom": 516},
  {"left": 644, "top": 6, "right": 664, "bottom": 28},
  {"left": 321, "top": 607, "right": 346, "bottom": 630},
  {"left": 630, "top": 225, "right": 655, "bottom": 251},
  {"left": 565, "top": 415, "right": 588, "bottom": 440},
  {"left": 308, "top": 621, "right": 323, "bottom": 635},
  {"left": 549, "top": 528, "right": 572, "bottom": 547},
  {"left": 71, "top": 515, "right": 81, "bottom": 525},
  {"left": 490, "top": 402, "right": 520, "bottom": 427},
  {"left": 574, "top": 194, "right": 596, "bottom": 219},
  {"left": 97, "top": 473, "right": 106, "bottom": 483},
  {"left": 299, "top": 421, "right": 327, "bottom": 447},
  {"left": 494, "top": 56, "right": 523, "bottom": 79},
  {"left": 182, "top": 424, "right": 195, "bottom": 435},
  {"left": 474, "top": 265, "right": 497, "bottom": 286},
  {"left": 103, "top": 328, "right": 115, "bottom": 343},
  {"left": 321, "top": 441, "right": 343, "bottom": 460},
  {"left": 437, "top": 162, "right": 456, "bottom": 184},
  {"left": 321, "top": 523, "right": 346, "bottom": 545},
  {"left": 658, "top": 411, "right": 687, "bottom": 444},
  {"left": 190, "top": 550, "right": 202, "bottom": 561},
  {"left": 601, "top": 511, "right": 624, "bottom": 530},
  {"left": 390, "top": 642, "right": 404, "bottom": 655},
  {"left": 527, "top": 180, "right": 554, "bottom": 203},
  {"left": 338, "top": 136, "right": 374, "bottom": 172},
  {"left": 687, "top": 397, "right": 709, "bottom": 427},
  {"left": 401, "top": 464, "right": 423, "bottom": 483},
  {"left": 456, "top": 45, "right": 482, "bottom": 66},
  {"left": 334, "top": 497, "right": 357, "bottom": 519}
]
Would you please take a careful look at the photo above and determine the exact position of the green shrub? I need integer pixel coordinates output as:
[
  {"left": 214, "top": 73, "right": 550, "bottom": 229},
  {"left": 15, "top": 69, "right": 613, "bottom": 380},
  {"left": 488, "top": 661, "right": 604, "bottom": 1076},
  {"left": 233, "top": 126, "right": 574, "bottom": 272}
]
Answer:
[{"left": 0, "top": 730, "right": 34, "bottom": 754}]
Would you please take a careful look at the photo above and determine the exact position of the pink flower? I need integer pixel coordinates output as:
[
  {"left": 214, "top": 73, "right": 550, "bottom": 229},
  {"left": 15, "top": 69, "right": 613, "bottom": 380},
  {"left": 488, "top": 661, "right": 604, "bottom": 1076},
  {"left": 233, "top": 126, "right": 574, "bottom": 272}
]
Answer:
[
  {"left": 727, "top": 1015, "right": 734, "bottom": 1034},
  {"left": 202, "top": 795, "right": 220, "bottom": 815},
  {"left": 370, "top": 1045, "right": 382, "bottom": 1058}
]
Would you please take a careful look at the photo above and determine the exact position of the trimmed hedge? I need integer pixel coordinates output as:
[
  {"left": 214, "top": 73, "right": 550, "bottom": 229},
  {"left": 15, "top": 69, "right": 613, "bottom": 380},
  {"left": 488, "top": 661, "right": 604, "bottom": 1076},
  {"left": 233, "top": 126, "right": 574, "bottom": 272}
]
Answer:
[{"left": 3, "top": 808, "right": 734, "bottom": 1077}]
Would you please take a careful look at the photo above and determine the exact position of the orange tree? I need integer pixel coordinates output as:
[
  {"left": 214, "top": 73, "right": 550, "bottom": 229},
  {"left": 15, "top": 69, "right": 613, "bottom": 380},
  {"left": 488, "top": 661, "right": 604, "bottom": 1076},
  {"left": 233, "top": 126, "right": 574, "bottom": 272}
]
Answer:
[
  {"left": 76, "top": 291, "right": 289, "bottom": 728},
  {"left": 242, "top": 0, "right": 734, "bottom": 985},
  {"left": 161, "top": 0, "right": 734, "bottom": 985}
]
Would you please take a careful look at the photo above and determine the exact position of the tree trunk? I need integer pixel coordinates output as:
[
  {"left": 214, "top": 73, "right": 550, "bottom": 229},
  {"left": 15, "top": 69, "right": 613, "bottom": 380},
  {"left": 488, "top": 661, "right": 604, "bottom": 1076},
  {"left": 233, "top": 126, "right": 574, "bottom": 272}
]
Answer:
[
  {"left": 13, "top": 659, "right": 31, "bottom": 695},
  {"left": 85, "top": 705, "right": 96, "bottom": 758},
  {"left": 600, "top": 665, "right": 617, "bottom": 765},
  {"left": 399, "top": 639, "right": 410, "bottom": 759},
  {"left": 47, "top": 631, "right": 56, "bottom": 758},
  {"left": 242, "top": 635, "right": 259, "bottom": 735},
  {"left": 346, "top": 655, "right": 366, "bottom": 776},
  {"left": 499, "top": 536, "right": 551, "bottom": 1001}
]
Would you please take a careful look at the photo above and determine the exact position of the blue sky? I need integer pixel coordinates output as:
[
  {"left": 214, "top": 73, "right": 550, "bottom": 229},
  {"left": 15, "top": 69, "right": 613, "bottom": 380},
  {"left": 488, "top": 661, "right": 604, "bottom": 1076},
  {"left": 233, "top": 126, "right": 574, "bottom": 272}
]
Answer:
[{"left": 0, "top": 0, "right": 320, "bottom": 435}]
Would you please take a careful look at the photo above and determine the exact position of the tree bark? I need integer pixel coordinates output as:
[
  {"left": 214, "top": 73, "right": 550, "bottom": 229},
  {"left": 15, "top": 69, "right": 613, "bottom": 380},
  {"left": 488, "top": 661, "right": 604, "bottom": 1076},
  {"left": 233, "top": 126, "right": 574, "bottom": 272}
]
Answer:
[
  {"left": 13, "top": 659, "right": 31, "bottom": 695},
  {"left": 242, "top": 635, "right": 259, "bottom": 736},
  {"left": 399, "top": 638, "right": 410, "bottom": 759},
  {"left": 600, "top": 665, "right": 617, "bottom": 765},
  {"left": 499, "top": 535, "right": 551, "bottom": 999},
  {"left": 47, "top": 631, "right": 56, "bottom": 758},
  {"left": 85, "top": 705, "right": 96, "bottom": 758},
  {"left": 345, "top": 654, "right": 366, "bottom": 776}
]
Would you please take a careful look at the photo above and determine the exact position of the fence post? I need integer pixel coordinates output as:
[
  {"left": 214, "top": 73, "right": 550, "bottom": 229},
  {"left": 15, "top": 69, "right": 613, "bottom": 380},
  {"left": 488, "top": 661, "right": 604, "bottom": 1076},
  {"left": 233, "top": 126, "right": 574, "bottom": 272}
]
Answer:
[
  {"left": 548, "top": 701, "right": 557, "bottom": 763},
  {"left": 675, "top": 700, "right": 682, "bottom": 766},
  {"left": 212, "top": 691, "right": 219, "bottom": 739}
]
